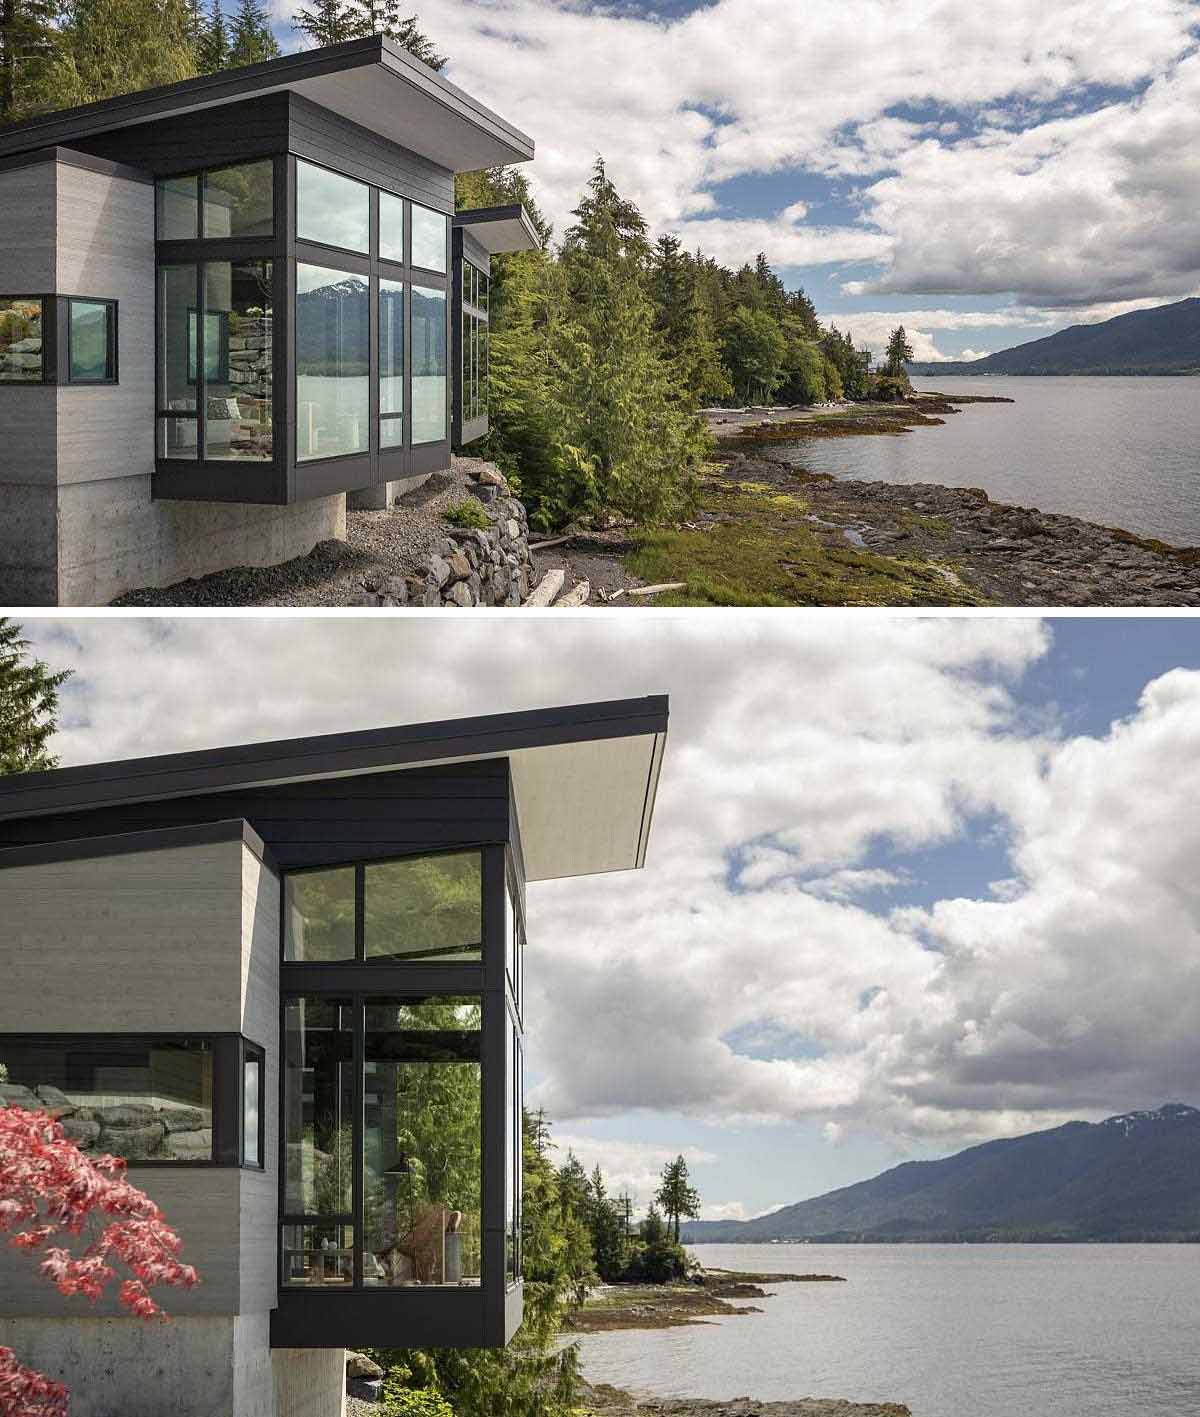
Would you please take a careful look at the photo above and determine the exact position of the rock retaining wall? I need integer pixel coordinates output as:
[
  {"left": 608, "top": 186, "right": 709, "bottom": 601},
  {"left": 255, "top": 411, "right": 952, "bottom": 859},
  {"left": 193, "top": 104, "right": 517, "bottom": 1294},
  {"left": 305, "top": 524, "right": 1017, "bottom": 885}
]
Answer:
[{"left": 359, "top": 465, "right": 534, "bottom": 608}]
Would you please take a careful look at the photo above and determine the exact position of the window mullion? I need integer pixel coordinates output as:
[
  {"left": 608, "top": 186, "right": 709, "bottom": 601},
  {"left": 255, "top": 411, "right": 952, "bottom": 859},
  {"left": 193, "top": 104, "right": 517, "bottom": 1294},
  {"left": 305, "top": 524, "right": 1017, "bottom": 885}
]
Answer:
[{"left": 352, "top": 994, "right": 365, "bottom": 1289}]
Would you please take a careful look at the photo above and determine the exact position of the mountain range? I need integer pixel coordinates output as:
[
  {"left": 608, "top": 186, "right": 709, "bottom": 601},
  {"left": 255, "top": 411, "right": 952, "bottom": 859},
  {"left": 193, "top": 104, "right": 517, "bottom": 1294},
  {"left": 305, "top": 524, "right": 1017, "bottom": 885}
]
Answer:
[
  {"left": 908, "top": 297, "right": 1200, "bottom": 376},
  {"left": 682, "top": 1104, "right": 1200, "bottom": 1244}
]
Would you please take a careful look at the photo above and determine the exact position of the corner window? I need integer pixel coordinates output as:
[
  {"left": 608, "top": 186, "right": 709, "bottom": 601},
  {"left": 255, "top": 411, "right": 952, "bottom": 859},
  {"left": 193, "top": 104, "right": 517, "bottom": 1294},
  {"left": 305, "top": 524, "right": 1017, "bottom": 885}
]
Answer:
[
  {"left": 285, "top": 865, "right": 356, "bottom": 962},
  {"left": 67, "top": 298, "right": 117, "bottom": 384},
  {"left": 0, "top": 297, "right": 44, "bottom": 382},
  {"left": 157, "top": 175, "right": 199, "bottom": 239},
  {"left": 411, "top": 285, "right": 447, "bottom": 444},
  {"left": 296, "top": 160, "right": 369, "bottom": 254},
  {"left": 204, "top": 160, "right": 274, "bottom": 238},
  {"left": 411, "top": 204, "right": 448, "bottom": 272},
  {"left": 295, "top": 262, "right": 369, "bottom": 462},
  {"left": 0, "top": 1037, "right": 214, "bottom": 1162},
  {"left": 281, "top": 995, "right": 482, "bottom": 1289}
]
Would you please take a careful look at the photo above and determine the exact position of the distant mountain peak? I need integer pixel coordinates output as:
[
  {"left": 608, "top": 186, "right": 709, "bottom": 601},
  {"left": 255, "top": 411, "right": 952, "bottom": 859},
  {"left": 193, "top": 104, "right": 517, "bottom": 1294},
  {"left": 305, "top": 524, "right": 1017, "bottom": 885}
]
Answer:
[{"left": 1101, "top": 1102, "right": 1200, "bottom": 1135}]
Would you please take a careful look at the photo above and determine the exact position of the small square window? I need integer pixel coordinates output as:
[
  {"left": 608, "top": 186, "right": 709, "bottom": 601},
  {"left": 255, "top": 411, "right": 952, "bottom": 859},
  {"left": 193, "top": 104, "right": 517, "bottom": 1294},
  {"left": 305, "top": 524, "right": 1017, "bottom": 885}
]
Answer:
[
  {"left": 67, "top": 299, "right": 117, "bottom": 384},
  {"left": 0, "top": 297, "right": 44, "bottom": 382}
]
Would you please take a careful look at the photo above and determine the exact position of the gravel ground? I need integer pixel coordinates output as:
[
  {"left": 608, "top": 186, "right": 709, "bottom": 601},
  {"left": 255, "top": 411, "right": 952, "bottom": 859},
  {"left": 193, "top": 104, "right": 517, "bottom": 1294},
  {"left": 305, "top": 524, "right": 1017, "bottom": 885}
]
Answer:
[{"left": 112, "top": 457, "right": 500, "bottom": 608}]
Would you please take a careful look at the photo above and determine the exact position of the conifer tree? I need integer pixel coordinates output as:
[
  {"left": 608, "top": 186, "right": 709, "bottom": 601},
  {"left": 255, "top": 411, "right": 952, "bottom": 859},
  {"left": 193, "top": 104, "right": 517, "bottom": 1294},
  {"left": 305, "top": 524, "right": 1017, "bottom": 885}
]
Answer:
[
  {"left": 884, "top": 324, "right": 915, "bottom": 376},
  {"left": 0, "top": 0, "right": 62, "bottom": 123},
  {"left": 555, "top": 158, "right": 705, "bottom": 524},
  {"left": 0, "top": 618, "right": 71, "bottom": 775},
  {"left": 655, "top": 1154, "right": 701, "bottom": 1245},
  {"left": 292, "top": 0, "right": 443, "bottom": 66},
  {"left": 291, "top": 0, "right": 354, "bottom": 45},
  {"left": 54, "top": 0, "right": 197, "bottom": 105},
  {"left": 228, "top": 0, "right": 278, "bottom": 65},
  {"left": 197, "top": 0, "right": 228, "bottom": 69}
]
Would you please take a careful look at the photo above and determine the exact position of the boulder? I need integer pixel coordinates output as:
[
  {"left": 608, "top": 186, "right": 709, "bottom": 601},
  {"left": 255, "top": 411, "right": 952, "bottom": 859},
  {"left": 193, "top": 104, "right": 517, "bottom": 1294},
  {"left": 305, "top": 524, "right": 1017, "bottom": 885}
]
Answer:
[
  {"left": 59, "top": 1117, "right": 102, "bottom": 1148},
  {"left": 164, "top": 1128, "right": 213, "bottom": 1161},
  {"left": 0, "top": 1084, "right": 41, "bottom": 1110},
  {"left": 446, "top": 581, "right": 474, "bottom": 608},
  {"left": 159, "top": 1107, "right": 208, "bottom": 1133},
  {"left": 35, "top": 1085, "right": 76, "bottom": 1117},
  {"left": 346, "top": 1353, "right": 384, "bottom": 1380},
  {"left": 478, "top": 466, "right": 505, "bottom": 488},
  {"left": 100, "top": 1121, "right": 166, "bottom": 1159},
  {"left": 446, "top": 550, "right": 472, "bottom": 582},
  {"left": 95, "top": 1103, "right": 157, "bottom": 1127}
]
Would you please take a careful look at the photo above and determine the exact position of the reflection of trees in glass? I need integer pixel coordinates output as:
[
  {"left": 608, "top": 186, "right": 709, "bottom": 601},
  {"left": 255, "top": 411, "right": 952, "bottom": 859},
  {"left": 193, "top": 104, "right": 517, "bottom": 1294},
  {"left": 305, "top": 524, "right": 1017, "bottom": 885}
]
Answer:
[
  {"left": 366, "top": 853, "right": 481, "bottom": 960},
  {"left": 286, "top": 868, "right": 355, "bottom": 960}
]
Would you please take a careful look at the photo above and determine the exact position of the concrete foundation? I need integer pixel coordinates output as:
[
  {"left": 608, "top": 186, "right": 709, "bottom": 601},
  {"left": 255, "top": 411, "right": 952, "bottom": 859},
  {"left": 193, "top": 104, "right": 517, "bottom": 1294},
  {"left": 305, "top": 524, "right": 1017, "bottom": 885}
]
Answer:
[
  {"left": 346, "top": 471, "right": 432, "bottom": 510},
  {"left": 0, "top": 1315, "right": 345, "bottom": 1417}
]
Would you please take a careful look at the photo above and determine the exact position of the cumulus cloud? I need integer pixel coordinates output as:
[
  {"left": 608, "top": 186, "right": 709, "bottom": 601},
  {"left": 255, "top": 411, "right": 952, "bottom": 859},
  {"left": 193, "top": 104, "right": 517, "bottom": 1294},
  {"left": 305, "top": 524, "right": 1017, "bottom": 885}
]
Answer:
[
  {"left": 26, "top": 616, "right": 1200, "bottom": 1150},
  {"left": 380, "top": 0, "right": 1200, "bottom": 310}
]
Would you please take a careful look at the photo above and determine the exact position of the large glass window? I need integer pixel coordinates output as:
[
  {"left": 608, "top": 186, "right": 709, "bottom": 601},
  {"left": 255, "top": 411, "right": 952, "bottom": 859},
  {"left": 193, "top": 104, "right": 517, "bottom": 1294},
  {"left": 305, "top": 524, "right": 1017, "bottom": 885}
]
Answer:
[
  {"left": 411, "top": 285, "right": 447, "bottom": 444},
  {"left": 283, "top": 997, "right": 354, "bottom": 1225},
  {"left": 203, "top": 161, "right": 274, "bottom": 238},
  {"left": 285, "top": 866, "right": 356, "bottom": 961},
  {"left": 379, "top": 278, "right": 404, "bottom": 450},
  {"left": 297, "top": 161, "right": 369, "bottom": 254},
  {"left": 296, "top": 262, "right": 369, "bottom": 462},
  {"left": 67, "top": 299, "right": 116, "bottom": 383},
  {"left": 203, "top": 260, "right": 273, "bottom": 461},
  {"left": 379, "top": 191, "right": 405, "bottom": 265},
  {"left": 365, "top": 852, "right": 481, "bottom": 962},
  {"left": 0, "top": 298, "right": 44, "bottom": 383},
  {"left": 363, "top": 998, "right": 481, "bottom": 1287},
  {"left": 0, "top": 1038, "right": 213, "bottom": 1162},
  {"left": 411, "top": 205, "right": 448, "bottom": 272},
  {"left": 505, "top": 1019, "right": 522, "bottom": 1283}
]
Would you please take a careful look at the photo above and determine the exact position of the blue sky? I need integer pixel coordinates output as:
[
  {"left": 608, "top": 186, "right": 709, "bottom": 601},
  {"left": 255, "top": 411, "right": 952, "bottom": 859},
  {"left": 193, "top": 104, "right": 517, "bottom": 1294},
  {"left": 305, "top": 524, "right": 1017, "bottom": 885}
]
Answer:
[
  {"left": 265, "top": 0, "right": 1200, "bottom": 361},
  {"left": 26, "top": 614, "right": 1200, "bottom": 1224}
]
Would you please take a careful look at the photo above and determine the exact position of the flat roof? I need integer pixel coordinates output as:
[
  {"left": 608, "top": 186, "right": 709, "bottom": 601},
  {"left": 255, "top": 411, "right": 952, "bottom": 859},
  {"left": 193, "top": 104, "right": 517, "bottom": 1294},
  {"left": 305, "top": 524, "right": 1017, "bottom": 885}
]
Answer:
[
  {"left": 0, "top": 36, "right": 535, "bottom": 172},
  {"left": 455, "top": 204, "right": 542, "bottom": 254},
  {"left": 0, "top": 697, "right": 668, "bottom": 882}
]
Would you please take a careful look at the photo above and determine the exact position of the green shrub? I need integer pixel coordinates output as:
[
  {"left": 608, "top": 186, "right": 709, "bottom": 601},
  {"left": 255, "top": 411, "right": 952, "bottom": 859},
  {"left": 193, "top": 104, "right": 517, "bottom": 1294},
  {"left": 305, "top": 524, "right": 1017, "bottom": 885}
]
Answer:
[
  {"left": 444, "top": 499, "right": 492, "bottom": 531},
  {"left": 381, "top": 1375, "right": 455, "bottom": 1417}
]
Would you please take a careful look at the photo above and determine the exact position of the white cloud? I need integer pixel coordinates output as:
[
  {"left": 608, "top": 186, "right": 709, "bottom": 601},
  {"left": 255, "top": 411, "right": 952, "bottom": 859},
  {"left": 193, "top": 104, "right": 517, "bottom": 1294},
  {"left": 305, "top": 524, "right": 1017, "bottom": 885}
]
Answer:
[
  {"left": 370, "top": 0, "right": 1200, "bottom": 310},
  {"left": 553, "top": 1134, "right": 716, "bottom": 1210},
  {"left": 27, "top": 616, "right": 1200, "bottom": 1152}
]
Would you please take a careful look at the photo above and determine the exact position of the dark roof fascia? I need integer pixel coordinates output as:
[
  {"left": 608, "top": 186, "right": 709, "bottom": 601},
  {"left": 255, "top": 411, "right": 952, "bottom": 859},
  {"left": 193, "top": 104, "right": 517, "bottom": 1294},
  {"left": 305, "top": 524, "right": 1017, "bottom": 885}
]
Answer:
[
  {"left": 0, "top": 145, "right": 152, "bottom": 183},
  {"left": 0, "top": 36, "right": 533, "bottom": 163},
  {"left": 0, "top": 697, "right": 670, "bottom": 826},
  {"left": 0, "top": 816, "right": 272, "bottom": 871},
  {"left": 453, "top": 203, "right": 541, "bottom": 248}
]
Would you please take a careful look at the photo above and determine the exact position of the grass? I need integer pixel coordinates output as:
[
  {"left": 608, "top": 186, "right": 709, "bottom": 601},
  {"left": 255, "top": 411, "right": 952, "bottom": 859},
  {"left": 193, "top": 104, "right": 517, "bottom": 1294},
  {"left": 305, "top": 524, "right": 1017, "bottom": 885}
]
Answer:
[
  {"left": 625, "top": 482, "right": 987, "bottom": 607},
  {"left": 444, "top": 498, "right": 492, "bottom": 530}
]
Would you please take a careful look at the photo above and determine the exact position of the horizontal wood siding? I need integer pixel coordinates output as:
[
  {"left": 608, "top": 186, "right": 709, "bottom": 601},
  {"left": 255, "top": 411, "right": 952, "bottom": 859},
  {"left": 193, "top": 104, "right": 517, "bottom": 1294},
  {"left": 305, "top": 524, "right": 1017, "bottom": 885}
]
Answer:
[
  {"left": 288, "top": 93, "right": 453, "bottom": 210},
  {"left": 71, "top": 93, "right": 291, "bottom": 174},
  {"left": 0, "top": 760, "right": 512, "bottom": 869}
]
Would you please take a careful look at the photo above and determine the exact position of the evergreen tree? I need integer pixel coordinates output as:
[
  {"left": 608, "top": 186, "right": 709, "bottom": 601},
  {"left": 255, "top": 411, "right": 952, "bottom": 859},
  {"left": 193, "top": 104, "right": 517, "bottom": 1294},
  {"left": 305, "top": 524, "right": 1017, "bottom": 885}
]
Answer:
[
  {"left": 227, "top": 0, "right": 278, "bottom": 65},
  {"left": 555, "top": 158, "right": 705, "bottom": 524},
  {"left": 291, "top": 0, "right": 355, "bottom": 45},
  {"left": 0, "top": 0, "right": 62, "bottom": 123},
  {"left": 54, "top": 0, "right": 196, "bottom": 105},
  {"left": 722, "top": 304, "right": 786, "bottom": 404},
  {"left": 650, "top": 235, "right": 733, "bottom": 407},
  {"left": 292, "top": 0, "right": 443, "bottom": 65},
  {"left": 198, "top": 0, "right": 228, "bottom": 71},
  {"left": 0, "top": 619, "right": 71, "bottom": 775},
  {"left": 655, "top": 1154, "right": 701, "bottom": 1244},
  {"left": 884, "top": 324, "right": 915, "bottom": 376}
]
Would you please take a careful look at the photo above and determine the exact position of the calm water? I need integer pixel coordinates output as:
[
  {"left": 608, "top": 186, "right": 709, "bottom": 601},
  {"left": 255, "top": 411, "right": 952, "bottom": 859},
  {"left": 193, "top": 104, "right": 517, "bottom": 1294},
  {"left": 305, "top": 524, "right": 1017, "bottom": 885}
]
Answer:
[
  {"left": 767, "top": 376, "right": 1200, "bottom": 546},
  {"left": 576, "top": 1243, "right": 1200, "bottom": 1417}
]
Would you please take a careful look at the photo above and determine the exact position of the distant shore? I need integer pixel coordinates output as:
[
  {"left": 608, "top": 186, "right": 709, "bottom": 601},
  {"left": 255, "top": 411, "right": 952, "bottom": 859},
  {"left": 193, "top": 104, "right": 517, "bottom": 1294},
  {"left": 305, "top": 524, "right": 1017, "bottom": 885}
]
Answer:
[
  {"left": 580, "top": 1379, "right": 911, "bottom": 1417},
  {"left": 564, "top": 1267, "right": 844, "bottom": 1333}
]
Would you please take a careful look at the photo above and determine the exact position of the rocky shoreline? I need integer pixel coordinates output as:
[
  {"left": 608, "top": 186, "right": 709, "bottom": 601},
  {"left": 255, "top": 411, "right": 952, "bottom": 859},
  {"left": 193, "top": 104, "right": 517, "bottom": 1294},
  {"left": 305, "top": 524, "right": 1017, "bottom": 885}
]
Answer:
[
  {"left": 566, "top": 1269, "right": 845, "bottom": 1333},
  {"left": 581, "top": 1379, "right": 911, "bottom": 1417}
]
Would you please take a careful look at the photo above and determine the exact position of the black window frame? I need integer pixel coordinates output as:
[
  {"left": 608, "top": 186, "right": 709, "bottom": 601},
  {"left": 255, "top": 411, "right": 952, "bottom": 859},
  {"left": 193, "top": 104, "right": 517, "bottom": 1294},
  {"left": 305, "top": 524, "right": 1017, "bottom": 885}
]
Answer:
[
  {"left": 241, "top": 1037, "right": 267, "bottom": 1170},
  {"left": 0, "top": 1032, "right": 263, "bottom": 1168},
  {"left": 64, "top": 296, "right": 118, "bottom": 386},
  {"left": 282, "top": 847, "right": 485, "bottom": 967},
  {"left": 0, "top": 293, "right": 50, "bottom": 385}
]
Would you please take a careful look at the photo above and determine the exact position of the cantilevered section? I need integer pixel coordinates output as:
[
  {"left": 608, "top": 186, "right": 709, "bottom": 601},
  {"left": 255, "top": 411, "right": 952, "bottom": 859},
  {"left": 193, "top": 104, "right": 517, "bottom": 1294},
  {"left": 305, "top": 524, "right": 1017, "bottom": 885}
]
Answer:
[
  {"left": 0, "top": 697, "right": 668, "bottom": 881},
  {"left": 454, "top": 204, "right": 542, "bottom": 255},
  {"left": 0, "top": 36, "right": 535, "bottom": 171}
]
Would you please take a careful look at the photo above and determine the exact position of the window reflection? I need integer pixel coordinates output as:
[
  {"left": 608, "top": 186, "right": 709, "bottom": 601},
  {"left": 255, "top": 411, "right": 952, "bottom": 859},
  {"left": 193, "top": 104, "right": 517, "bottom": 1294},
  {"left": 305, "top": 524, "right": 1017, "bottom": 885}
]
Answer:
[
  {"left": 285, "top": 866, "right": 356, "bottom": 961},
  {"left": 379, "top": 277, "right": 404, "bottom": 450},
  {"left": 295, "top": 262, "right": 369, "bottom": 461},
  {"left": 283, "top": 997, "right": 354, "bottom": 1217},
  {"left": 411, "top": 204, "right": 448, "bottom": 272},
  {"left": 364, "top": 852, "right": 481, "bottom": 962},
  {"left": 363, "top": 998, "right": 481, "bottom": 1287},
  {"left": 203, "top": 260, "right": 273, "bottom": 461},
  {"left": 296, "top": 161, "right": 369, "bottom": 253},
  {"left": 411, "top": 285, "right": 447, "bottom": 444},
  {"left": 0, "top": 297, "right": 44, "bottom": 383},
  {"left": 379, "top": 191, "right": 405, "bottom": 264}
]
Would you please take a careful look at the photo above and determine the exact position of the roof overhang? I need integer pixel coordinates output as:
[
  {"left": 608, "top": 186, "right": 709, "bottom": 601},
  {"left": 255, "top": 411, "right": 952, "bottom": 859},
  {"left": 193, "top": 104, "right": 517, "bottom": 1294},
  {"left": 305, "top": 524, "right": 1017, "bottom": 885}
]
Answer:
[
  {"left": 0, "top": 697, "right": 668, "bottom": 883},
  {"left": 0, "top": 37, "right": 535, "bottom": 172},
  {"left": 455, "top": 204, "right": 541, "bottom": 254}
]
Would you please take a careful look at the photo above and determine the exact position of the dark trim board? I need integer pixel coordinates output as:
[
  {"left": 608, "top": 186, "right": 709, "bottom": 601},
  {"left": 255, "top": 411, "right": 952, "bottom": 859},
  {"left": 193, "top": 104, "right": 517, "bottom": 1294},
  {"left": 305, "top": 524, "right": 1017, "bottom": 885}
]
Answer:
[
  {"left": 0, "top": 145, "right": 152, "bottom": 183},
  {"left": 0, "top": 698, "right": 670, "bottom": 824},
  {"left": 0, "top": 816, "right": 271, "bottom": 871},
  {"left": 270, "top": 1285, "right": 500, "bottom": 1349}
]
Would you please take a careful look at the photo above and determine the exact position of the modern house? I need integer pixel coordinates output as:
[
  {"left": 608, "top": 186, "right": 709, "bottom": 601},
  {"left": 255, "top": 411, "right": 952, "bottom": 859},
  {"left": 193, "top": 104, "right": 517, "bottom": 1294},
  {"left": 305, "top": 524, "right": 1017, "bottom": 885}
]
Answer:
[
  {"left": 0, "top": 38, "right": 540, "bottom": 606},
  {"left": 0, "top": 696, "right": 669, "bottom": 1417}
]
